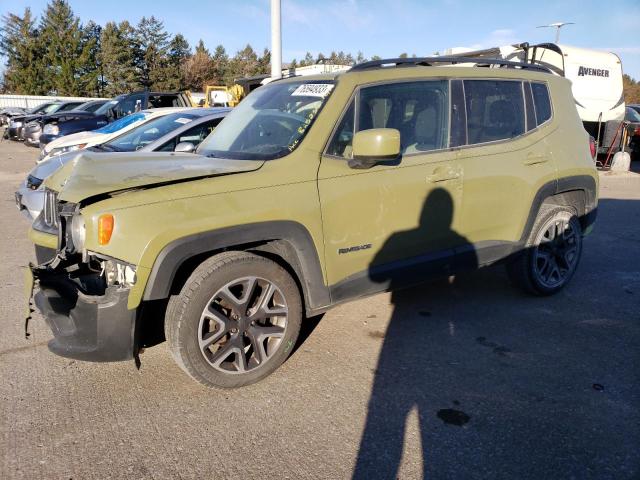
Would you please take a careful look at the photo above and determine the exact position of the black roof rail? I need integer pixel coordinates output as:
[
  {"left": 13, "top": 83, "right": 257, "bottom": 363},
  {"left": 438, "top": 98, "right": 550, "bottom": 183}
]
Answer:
[{"left": 350, "top": 56, "right": 552, "bottom": 74}]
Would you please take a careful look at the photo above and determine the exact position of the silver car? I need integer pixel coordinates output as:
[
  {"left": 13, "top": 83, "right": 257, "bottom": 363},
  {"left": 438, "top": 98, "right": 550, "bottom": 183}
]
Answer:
[{"left": 15, "top": 108, "right": 229, "bottom": 220}]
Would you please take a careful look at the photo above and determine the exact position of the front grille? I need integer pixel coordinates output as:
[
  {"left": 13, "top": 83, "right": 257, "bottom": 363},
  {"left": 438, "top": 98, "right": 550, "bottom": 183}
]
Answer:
[{"left": 43, "top": 189, "right": 59, "bottom": 228}]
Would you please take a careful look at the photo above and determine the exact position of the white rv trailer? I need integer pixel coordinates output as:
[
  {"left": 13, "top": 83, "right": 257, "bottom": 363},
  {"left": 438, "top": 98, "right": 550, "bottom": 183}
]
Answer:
[{"left": 445, "top": 43, "right": 625, "bottom": 153}]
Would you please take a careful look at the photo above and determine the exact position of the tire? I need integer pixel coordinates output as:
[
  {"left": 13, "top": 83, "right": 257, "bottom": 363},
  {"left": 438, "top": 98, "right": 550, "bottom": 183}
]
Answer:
[
  {"left": 165, "top": 251, "right": 302, "bottom": 388},
  {"left": 506, "top": 205, "right": 583, "bottom": 296}
]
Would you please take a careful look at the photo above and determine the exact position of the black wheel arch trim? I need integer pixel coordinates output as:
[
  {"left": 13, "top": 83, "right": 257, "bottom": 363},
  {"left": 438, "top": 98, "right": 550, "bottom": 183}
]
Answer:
[
  {"left": 142, "top": 221, "right": 330, "bottom": 314},
  {"left": 520, "top": 174, "right": 597, "bottom": 244}
]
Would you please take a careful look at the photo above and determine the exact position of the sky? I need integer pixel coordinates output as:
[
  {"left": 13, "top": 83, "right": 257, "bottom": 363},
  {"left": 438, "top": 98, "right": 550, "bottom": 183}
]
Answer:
[{"left": 2, "top": 0, "right": 639, "bottom": 79}]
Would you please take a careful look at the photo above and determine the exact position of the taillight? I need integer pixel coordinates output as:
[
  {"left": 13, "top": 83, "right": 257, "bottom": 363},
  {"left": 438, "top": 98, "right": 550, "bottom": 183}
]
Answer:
[
  {"left": 635, "top": 126, "right": 640, "bottom": 136},
  {"left": 589, "top": 136, "right": 596, "bottom": 159}
]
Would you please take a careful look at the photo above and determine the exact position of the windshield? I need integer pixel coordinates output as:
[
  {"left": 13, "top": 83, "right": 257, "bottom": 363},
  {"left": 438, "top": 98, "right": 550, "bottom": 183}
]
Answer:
[
  {"left": 197, "top": 80, "right": 335, "bottom": 160},
  {"left": 626, "top": 108, "right": 640, "bottom": 122},
  {"left": 94, "top": 112, "right": 150, "bottom": 134},
  {"left": 103, "top": 113, "right": 198, "bottom": 151},
  {"left": 28, "top": 102, "right": 53, "bottom": 114},
  {"left": 76, "top": 101, "right": 104, "bottom": 113},
  {"left": 44, "top": 103, "right": 62, "bottom": 114},
  {"left": 94, "top": 96, "right": 125, "bottom": 116}
]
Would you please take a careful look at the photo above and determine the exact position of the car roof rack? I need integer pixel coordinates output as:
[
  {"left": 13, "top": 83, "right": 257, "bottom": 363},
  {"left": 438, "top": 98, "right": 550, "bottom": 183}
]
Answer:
[{"left": 350, "top": 56, "right": 552, "bottom": 74}]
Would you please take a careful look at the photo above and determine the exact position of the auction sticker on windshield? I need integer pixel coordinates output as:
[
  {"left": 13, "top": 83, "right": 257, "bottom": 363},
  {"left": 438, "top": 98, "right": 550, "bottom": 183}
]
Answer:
[
  {"left": 174, "top": 118, "right": 193, "bottom": 124},
  {"left": 291, "top": 84, "right": 334, "bottom": 97}
]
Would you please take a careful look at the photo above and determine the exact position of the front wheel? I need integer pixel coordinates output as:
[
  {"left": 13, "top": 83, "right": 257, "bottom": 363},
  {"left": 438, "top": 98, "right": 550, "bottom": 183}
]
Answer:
[
  {"left": 165, "top": 251, "right": 302, "bottom": 388},
  {"left": 506, "top": 205, "right": 583, "bottom": 295}
]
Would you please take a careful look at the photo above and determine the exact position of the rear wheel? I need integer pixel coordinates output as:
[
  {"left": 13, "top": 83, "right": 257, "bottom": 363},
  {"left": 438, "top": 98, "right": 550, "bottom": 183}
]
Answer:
[
  {"left": 507, "top": 205, "right": 582, "bottom": 295},
  {"left": 165, "top": 251, "right": 302, "bottom": 388}
]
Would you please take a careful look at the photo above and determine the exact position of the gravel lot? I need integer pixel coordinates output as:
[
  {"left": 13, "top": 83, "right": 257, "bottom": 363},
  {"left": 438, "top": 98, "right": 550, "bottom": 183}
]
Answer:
[{"left": 1, "top": 133, "right": 639, "bottom": 480}]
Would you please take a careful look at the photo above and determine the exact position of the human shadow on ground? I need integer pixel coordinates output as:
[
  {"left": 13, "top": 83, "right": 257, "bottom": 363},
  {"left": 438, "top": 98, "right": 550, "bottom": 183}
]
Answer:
[{"left": 352, "top": 187, "right": 477, "bottom": 479}]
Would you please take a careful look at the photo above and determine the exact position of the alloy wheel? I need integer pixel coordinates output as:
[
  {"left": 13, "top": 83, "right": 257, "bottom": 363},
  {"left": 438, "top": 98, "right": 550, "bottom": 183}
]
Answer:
[{"left": 197, "top": 276, "right": 288, "bottom": 374}]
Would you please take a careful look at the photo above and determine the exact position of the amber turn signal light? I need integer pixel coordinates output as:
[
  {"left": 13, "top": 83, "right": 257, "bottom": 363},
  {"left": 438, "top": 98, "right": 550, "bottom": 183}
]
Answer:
[{"left": 98, "top": 214, "right": 114, "bottom": 245}]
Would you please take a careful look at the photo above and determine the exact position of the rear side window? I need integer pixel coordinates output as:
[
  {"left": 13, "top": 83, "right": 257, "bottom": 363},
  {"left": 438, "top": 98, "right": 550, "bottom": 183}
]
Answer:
[
  {"left": 531, "top": 82, "right": 552, "bottom": 126},
  {"left": 326, "top": 80, "right": 449, "bottom": 157},
  {"left": 463, "top": 80, "right": 525, "bottom": 144}
]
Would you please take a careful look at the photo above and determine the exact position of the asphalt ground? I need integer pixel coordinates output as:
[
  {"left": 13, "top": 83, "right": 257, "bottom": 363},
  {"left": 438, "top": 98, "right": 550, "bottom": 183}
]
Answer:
[{"left": 1, "top": 133, "right": 639, "bottom": 479}]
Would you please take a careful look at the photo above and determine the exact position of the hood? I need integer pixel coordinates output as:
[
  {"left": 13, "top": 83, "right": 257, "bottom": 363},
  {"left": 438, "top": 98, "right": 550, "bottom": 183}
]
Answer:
[
  {"left": 45, "top": 131, "right": 105, "bottom": 151},
  {"left": 45, "top": 151, "right": 264, "bottom": 203},
  {"left": 14, "top": 114, "right": 41, "bottom": 123},
  {"left": 30, "top": 152, "right": 73, "bottom": 181},
  {"left": 43, "top": 111, "right": 96, "bottom": 122}
]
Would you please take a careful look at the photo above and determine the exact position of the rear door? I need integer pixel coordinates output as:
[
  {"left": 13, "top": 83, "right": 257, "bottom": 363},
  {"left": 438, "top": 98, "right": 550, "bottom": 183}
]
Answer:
[
  {"left": 318, "top": 79, "right": 464, "bottom": 299},
  {"left": 453, "top": 78, "right": 557, "bottom": 265}
]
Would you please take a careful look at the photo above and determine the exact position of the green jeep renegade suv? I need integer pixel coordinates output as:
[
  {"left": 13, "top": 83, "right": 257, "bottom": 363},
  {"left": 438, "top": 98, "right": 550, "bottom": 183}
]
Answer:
[{"left": 28, "top": 57, "right": 598, "bottom": 388}]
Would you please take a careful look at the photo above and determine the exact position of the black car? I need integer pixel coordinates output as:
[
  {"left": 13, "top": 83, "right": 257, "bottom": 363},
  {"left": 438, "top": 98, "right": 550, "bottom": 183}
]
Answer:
[
  {"left": 30, "top": 100, "right": 109, "bottom": 147},
  {"left": 8, "top": 101, "right": 83, "bottom": 142},
  {"left": 37, "top": 91, "right": 192, "bottom": 148},
  {"left": 0, "top": 106, "right": 27, "bottom": 126}
]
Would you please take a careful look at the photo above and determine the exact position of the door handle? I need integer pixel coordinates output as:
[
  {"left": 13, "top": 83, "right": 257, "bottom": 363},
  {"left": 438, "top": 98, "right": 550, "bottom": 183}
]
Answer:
[
  {"left": 523, "top": 153, "right": 549, "bottom": 166},
  {"left": 427, "top": 166, "right": 460, "bottom": 183}
]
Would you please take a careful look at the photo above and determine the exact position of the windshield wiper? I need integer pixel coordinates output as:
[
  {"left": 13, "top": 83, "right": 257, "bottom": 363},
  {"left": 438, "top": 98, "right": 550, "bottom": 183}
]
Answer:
[{"left": 93, "top": 143, "right": 118, "bottom": 152}]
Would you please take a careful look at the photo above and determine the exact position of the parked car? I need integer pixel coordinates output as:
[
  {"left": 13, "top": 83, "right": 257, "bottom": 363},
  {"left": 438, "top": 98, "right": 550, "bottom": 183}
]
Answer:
[
  {"left": 628, "top": 104, "right": 640, "bottom": 115},
  {"left": 38, "top": 107, "right": 192, "bottom": 163},
  {"left": 10, "top": 101, "right": 85, "bottom": 142},
  {"left": 35, "top": 91, "right": 193, "bottom": 146},
  {"left": 28, "top": 58, "right": 598, "bottom": 388},
  {"left": 23, "top": 100, "right": 109, "bottom": 148},
  {"left": 625, "top": 106, "right": 640, "bottom": 160},
  {"left": 0, "top": 106, "right": 27, "bottom": 126},
  {"left": 7, "top": 102, "right": 62, "bottom": 140},
  {"left": 16, "top": 108, "right": 229, "bottom": 220}
]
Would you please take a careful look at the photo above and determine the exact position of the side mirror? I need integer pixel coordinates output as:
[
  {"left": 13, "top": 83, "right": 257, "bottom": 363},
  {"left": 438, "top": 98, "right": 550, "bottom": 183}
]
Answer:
[
  {"left": 174, "top": 141, "right": 195, "bottom": 153},
  {"left": 349, "top": 128, "right": 401, "bottom": 169}
]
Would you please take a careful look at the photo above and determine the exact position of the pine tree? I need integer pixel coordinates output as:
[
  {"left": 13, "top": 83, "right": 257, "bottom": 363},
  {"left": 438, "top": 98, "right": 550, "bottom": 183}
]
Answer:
[
  {"left": 39, "top": 0, "right": 95, "bottom": 95},
  {"left": 165, "top": 34, "right": 190, "bottom": 90},
  {"left": 99, "top": 21, "right": 139, "bottom": 96},
  {"left": 80, "top": 21, "right": 102, "bottom": 96},
  {"left": 0, "top": 8, "right": 46, "bottom": 94},
  {"left": 228, "top": 44, "right": 259, "bottom": 83},
  {"left": 257, "top": 47, "right": 271, "bottom": 75},
  {"left": 211, "top": 44, "right": 229, "bottom": 85},
  {"left": 135, "top": 16, "right": 170, "bottom": 89}
]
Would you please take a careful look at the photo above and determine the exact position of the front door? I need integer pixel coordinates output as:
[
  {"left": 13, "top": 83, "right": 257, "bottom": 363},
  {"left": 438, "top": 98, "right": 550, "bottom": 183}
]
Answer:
[{"left": 317, "top": 79, "right": 465, "bottom": 301}]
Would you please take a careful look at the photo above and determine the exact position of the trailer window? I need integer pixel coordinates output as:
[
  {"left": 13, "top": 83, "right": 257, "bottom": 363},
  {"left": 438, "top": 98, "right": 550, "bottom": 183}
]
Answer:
[
  {"left": 531, "top": 83, "right": 552, "bottom": 126},
  {"left": 463, "top": 80, "right": 525, "bottom": 144}
]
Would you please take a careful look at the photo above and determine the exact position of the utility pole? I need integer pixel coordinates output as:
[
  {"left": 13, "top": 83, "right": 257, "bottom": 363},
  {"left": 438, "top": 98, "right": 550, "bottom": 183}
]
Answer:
[
  {"left": 536, "top": 22, "right": 575, "bottom": 43},
  {"left": 271, "top": 0, "right": 282, "bottom": 80}
]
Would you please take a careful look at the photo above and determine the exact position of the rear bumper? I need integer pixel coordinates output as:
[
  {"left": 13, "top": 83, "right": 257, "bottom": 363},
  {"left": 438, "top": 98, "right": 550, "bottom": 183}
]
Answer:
[{"left": 33, "top": 269, "right": 136, "bottom": 362}]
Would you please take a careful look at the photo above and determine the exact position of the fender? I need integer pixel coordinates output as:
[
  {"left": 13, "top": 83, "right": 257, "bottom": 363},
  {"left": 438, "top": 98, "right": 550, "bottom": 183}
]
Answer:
[
  {"left": 519, "top": 174, "right": 597, "bottom": 244},
  {"left": 142, "top": 221, "right": 330, "bottom": 314}
]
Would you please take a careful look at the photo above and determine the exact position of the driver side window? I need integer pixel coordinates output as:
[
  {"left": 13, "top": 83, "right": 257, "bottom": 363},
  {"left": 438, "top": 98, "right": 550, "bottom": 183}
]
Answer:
[{"left": 326, "top": 80, "right": 449, "bottom": 159}]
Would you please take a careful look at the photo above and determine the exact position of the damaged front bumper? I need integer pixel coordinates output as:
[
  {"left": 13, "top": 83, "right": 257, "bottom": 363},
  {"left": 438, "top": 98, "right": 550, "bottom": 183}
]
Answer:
[{"left": 27, "top": 260, "right": 137, "bottom": 362}]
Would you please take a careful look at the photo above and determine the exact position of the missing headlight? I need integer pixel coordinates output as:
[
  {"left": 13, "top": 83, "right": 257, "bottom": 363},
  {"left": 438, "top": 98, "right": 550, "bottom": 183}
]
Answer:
[{"left": 102, "top": 259, "right": 136, "bottom": 287}]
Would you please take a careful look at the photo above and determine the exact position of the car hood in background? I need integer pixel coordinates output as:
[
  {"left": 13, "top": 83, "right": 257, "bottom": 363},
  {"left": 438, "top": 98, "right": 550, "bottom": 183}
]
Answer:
[
  {"left": 45, "top": 151, "right": 264, "bottom": 203},
  {"left": 45, "top": 131, "right": 106, "bottom": 151}
]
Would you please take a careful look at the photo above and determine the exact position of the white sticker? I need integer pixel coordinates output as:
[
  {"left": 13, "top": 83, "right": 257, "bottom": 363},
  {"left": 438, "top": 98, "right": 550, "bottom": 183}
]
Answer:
[
  {"left": 291, "top": 84, "right": 334, "bottom": 97},
  {"left": 108, "top": 100, "right": 118, "bottom": 105},
  {"left": 174, "top": 117, "right": 193, "bottom": 125}
]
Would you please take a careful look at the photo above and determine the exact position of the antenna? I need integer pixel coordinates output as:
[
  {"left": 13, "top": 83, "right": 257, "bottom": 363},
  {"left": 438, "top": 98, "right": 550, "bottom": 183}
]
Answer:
[{"left": 536, "top": 22, "right": 575, "bottom": 43}]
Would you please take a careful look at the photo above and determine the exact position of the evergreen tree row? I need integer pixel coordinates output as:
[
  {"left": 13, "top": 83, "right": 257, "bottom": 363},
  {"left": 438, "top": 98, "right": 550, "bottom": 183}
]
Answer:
[{"left": 0, "top": 1, "right": 383, "bottom": 96}]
